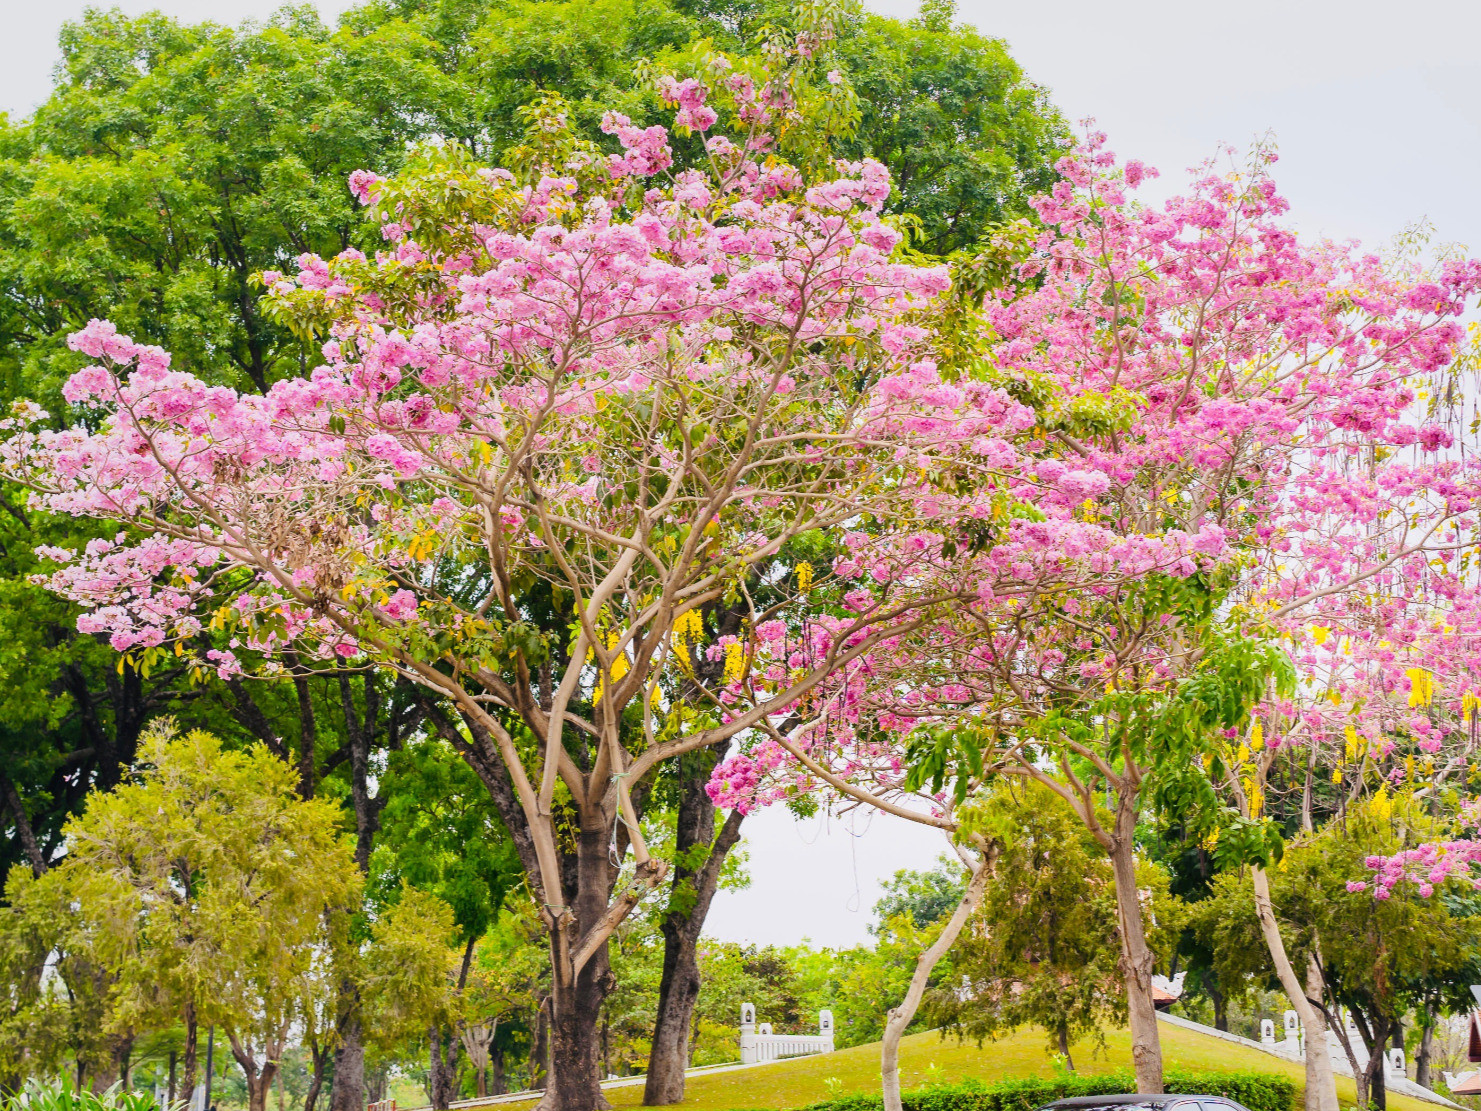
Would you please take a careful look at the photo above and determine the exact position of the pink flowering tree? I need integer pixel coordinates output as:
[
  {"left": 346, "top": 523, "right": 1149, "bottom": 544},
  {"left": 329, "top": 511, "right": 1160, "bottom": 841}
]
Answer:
[
  {"left": 710, "top": 139, "right": 1481, "bottom": 1099},
  {"left": 0, "top": 55, "right": 1070, "bottom": 1107}
]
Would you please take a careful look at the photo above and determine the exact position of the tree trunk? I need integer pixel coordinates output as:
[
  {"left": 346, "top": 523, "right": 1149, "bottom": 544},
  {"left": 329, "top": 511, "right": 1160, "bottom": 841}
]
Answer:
[
  {"left": 1416, "top": 1011, "right": 1435, "bottom": 1089},
  {"left": 1249, "top": 867, "right": 1339, "bottom": 1111},
  {"left": 1058, "top": 1024, "right": 1075, "bottom": 1072},
  {"left": 882, "top": 849, "right": 992, "bottom": 1111},
  {"left": 644, "top": 777, "right": 744, "bottom": 1107},
  {"left": 245, "top": 1066, "right": 280, "bottom": 1111},
  {"left": 304, "top": 1041, "right": 330, "bottom": 1111},
  {"left": 536, "top": 823, "right": 624, "bottom": 1111},
  {"left": 168, "top": 1051, "right": 178, "bottom": 1106},
  {"left": 1208, "top": 979, "right": 1228, "bottom": 1032},
  {"left": 542, "top": 951, "right": 611, "bottom": 1102},
  {"left": 1352, "top": 1009, "right": 1390, "bottom": 1111},
  {"left": 428, "top": 1026, "right": 461, "bottom": 1111},
  {"left": 181, "top": 1006, "right": 199, "bottom": 1111},
  {"left": 1106, "top": 802, "right": 1163, "bottom": 1095},
  {"left": 491, "top": 1046, "right": 506, "bottom": 1096},
  {"left": 329, "top": 1017, "right": 365, "bottom": 1111}
]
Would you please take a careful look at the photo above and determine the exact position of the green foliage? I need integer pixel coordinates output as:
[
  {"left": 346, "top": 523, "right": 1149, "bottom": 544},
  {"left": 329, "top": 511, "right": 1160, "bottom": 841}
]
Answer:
[
  {"left": 0, "top": 1080, "right": 168, "bottom": 1111},
  {"left": 871, "top": 857, "right": 967, "bottom": 934},
  {"left": 369, "top": 734, "right": 521, "bottom": 943},
  {"left": 929, "top": 783, "right": 1181, "bottom": 1060},
  {"left": 796, "top": 1070, "right": 1298, "bottom": 1111}
]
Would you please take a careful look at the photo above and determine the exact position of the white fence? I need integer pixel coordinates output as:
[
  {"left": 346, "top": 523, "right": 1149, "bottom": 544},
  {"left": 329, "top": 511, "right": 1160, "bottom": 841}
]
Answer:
[{"left": 738, "top": 1003, "right": 835, "bottom": 1064}]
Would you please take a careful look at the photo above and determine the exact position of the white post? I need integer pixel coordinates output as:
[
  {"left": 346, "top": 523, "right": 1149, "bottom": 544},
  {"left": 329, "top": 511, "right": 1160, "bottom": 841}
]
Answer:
[
  {"left": 1261, "top": 1019, "right": 1276, "bottom": 1045},
  {"left": 1283, "top": 1010, "right": 1302, "bottom": 1059},
  {"left": 739, "top": 1003, "right": 758, "bottom": 1065},
  {"left": 820, "top": 1009, "right": 835, "bottom": 1052},
  {"left": 1388, "top": 1048, "right": 1405, "bottom": 1080}
]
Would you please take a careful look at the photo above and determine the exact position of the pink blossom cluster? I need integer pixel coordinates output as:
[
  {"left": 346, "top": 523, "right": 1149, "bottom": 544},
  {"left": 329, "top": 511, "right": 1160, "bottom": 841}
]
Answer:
[{"left": 705, "top": 135, "right": 1481, "bottom": 823}]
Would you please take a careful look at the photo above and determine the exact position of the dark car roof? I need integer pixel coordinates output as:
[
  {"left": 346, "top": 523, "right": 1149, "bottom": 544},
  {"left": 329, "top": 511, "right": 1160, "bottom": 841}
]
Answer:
[{"left": 1041, "top": 1097, "right": 1242, "bottom": 1110}]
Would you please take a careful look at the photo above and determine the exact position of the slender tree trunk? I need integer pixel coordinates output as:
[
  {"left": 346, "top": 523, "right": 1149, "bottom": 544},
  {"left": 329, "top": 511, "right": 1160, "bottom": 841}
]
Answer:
[
  {"left": 1416, "top": 1010, "right": 1435, "bottom": 1089},
  {"left": 1208, "top": 979, "right": 1228, "bottom": 1032},
  {"left": 1352, "top": 1009, "right": 1390, "bottom": 1111},
  {"left": 304, "top": 1042, "right": 330, "bottom": 1111},
  {"left": 1250, "top": 867, "right": 1339, "bottom": 1111},
  {"left": 1106, "top": 802, "right": 1163, "bottom": 1095},
  {"left": 882, "top": 849, "right": 993, "bottom": 1111},
  {"left": 644, "top": 777, "right": 744, "bottom": 1107},
  {"left": 181, "top": 1006, "right": 199, "bottom": 1111},
  {"left": 332, "top": 670, "right": 380, "bottom": 1111},
  {"left": 491, "top": 1047, "right": 506, "bottom": 1096},
  {"left": 168, "top": 1051, "right": 178, "bottom": 1106},
  {"left": 1058, "top": 1025, "right": 1075, "bottom": 1072}
]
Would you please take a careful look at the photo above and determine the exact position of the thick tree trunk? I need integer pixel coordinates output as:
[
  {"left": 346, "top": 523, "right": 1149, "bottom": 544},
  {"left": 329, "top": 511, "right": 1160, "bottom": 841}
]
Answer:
[
  {"left": 1106, "top": 804, "right": 1163, "bottom": 1094},
  {"left": 882, "top": 850, "right": 992, "bottom": 1111},
  {"left": 244, "top": 1067, "right": 279, "bottom": 1111},
  {"left": 540, "top": 829, "right": 617, "bottom": 1111},
  {"left": 644, "top": 768, "right": 744, "bottom": 1108},
  {"left": 1249, "top": 868, "right": 1339, "bottom": 1111},
  {"left": 428, "top": 1025, "right": 461, "bottom": 1110},
  {"left": 328, "top": 1018, "right": 364, "bottom": 1111}
]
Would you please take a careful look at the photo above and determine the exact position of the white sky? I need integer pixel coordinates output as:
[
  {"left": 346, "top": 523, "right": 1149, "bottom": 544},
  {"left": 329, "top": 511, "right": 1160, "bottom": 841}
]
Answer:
[{"left": 4, "top": 0, "right": 1481, "bottom": 945}]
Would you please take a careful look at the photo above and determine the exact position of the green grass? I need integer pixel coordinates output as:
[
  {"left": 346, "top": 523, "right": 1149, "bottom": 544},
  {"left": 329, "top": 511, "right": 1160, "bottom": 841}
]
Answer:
[{"left": 480, "top": 1024, "right": 1442, "bottom": 1111}]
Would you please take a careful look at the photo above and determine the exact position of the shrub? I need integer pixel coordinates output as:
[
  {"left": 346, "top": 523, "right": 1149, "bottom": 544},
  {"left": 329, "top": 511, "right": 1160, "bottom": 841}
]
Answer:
[
  {"left": 1, "top": 1081, "right": 169, "bottom": 1111},
  {"left": 797, "top": 1070, "right": 1298, "bottom": 1111}
]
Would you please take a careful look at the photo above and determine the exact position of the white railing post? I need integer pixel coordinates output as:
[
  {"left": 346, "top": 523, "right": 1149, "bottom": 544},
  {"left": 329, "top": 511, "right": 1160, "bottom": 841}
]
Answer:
[{"left": 739, "top": 1002, "right": 758, "bottom": 1064}]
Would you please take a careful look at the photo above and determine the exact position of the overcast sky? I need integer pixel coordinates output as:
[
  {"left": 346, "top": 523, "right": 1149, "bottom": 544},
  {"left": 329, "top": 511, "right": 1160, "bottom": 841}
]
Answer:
[{"left": 4, "top": 0, "right": 1480, "bottom": 946}]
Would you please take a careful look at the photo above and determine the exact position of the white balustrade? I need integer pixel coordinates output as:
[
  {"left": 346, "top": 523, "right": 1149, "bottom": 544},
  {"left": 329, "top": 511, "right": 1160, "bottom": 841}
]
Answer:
[{"left": 738, "top": 1003, "right": 836, "bottom": 1064}]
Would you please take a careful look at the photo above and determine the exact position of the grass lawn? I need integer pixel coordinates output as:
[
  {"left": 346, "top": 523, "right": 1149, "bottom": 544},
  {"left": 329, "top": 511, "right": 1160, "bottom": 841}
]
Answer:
[{"left": 481, "top": 1023, "right": 1442, "bottom": 1111}]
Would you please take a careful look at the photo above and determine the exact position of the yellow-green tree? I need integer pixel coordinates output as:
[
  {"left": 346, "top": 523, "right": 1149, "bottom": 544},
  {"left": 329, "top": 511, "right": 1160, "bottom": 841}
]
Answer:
[{"left": 62, "top": 724, "right": 360, "bottom": 1111}]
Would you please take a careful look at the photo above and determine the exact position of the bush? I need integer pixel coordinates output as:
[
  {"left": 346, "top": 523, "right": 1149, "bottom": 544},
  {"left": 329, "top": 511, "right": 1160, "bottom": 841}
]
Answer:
[
  {"left": 1, "top": 1081, "right": 169, "bottom": 1111},
  {"left": 797, "top": 1070, "right": 1298, "bottom": 1111}
]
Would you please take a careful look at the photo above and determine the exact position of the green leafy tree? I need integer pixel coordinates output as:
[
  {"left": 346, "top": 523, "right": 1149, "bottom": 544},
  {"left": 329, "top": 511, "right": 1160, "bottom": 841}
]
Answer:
[
  {"left": 370, "top": 730, "right": 523, "bottom": 1108},
  {"left": 929, "top": 783, "right": 1182, "bottom": 1069},
  {"left": 60, "top": 724, "right": 360, "bottom": 1111},
  {"left": 1189, "top": 791, "right": 1481, "bottom": 1111},
  {"left": 872, "top": 857, "right": 967, "bottom": 934}
]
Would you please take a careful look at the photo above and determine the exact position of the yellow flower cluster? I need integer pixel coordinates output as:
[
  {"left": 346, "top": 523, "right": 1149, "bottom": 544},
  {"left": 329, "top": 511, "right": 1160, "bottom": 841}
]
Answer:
[
  {"left": 722, "top": 641, "right": 746, "bottom": 685},
  {"left": 1407, "top": 667, "right": 1434, "bottom": 708},
  {"left": 593, "top": 630, "right": 629, "bottom": 705},
  {"left": 671, "top": 609, "right": 704, "bottom": 675},
  {"left": 795, "top": 561, "right": 814, "bottom": 593}
]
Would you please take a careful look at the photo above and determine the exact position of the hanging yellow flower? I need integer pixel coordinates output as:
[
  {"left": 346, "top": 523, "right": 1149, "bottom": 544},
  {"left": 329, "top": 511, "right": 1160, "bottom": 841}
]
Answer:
[
  {"left": 1370, "top": 784, "right": 1393, "bottom": 822},
  {"left": 1250, "top": 720, "right": 1264, "bottom": 751},
  {"left": 722, "top": 641, "right": 746, "bottom": 685},
  {"left": 795, "top": 561, "right": 814, "bottom": 594},
  {"left": 1407, "top": 667, "right": 1434, "bottom": 708},
  {"left": 593, "top": 630, "right": 629, "bottom": 705},
  {"left": 1311, "top": 626, "right": 1330, "bottom": 646},
  {"left": 1344, "top": 725, "right": 1361, "bottom": 763},
  {"left": 671, "top": 609, "right": 704, "bottom": 675},
  {"left": 1243, "top": 777, "right": 1264, "bottom": 819}
]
